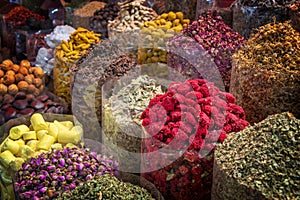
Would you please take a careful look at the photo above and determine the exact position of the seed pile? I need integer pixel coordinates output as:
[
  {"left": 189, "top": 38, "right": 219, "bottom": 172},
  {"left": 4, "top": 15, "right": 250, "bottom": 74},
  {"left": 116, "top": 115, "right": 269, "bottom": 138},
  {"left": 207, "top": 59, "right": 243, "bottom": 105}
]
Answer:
[
  {"left": 90, "top": 2, "right": 120, "bottom": 38},
  {"left": 213, "top": 112, "right": 300, "bottom": 200},
  {"left": 182, "top": 10, "right": 245, "bottom": 91},
  {"left": 70, "top": 40, "right": 137, "bottom": 141},
  {"left": 230, "top": 21, "right": 300, "bottom": 124},
  {"left": 14, "top": 148, "right": 119, "bottom": 199},
  {"left": 232, "top": 0, "right": 299, "bottom": 38},
  {"left": 57, "top": 174, "right": 155, "bottom": 200}
]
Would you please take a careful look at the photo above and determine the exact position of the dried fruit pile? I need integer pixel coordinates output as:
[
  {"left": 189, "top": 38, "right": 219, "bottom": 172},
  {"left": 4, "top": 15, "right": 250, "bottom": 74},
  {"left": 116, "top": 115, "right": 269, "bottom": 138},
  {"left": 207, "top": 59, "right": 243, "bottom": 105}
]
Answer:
[
  {"left": 14, "top": 148, "right": 118, "bottom": 199},
  {"left": 181, "top": 10, "right": 245, "bottom": 91},
  {"left": 54, "top": 27, "right": 101, "bottom": 106},
  {"left": 141, "top": 79, "right": 249, "bottom": 200},
  {"left": 0, "top": 59, "right": 45, "bottom": 97},
  {"left": 230, "top": 21, "right": 300, "bottom": 124},
  {"left": 0, "top": 92, "right": 67, "bottom": 125},
  {"left": 213, "top": 112, "right": 299, "bottom": 200},
  {"left": 138, "top": 11, "right": 190, "bottom": 64}
]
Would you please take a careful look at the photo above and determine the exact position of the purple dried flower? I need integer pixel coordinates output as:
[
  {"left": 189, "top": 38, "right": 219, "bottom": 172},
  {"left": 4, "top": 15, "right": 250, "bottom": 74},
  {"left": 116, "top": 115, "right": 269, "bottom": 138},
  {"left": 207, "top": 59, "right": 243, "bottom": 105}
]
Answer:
[{"left": 14, "top": 147, "right": 119, "bottom": 199}]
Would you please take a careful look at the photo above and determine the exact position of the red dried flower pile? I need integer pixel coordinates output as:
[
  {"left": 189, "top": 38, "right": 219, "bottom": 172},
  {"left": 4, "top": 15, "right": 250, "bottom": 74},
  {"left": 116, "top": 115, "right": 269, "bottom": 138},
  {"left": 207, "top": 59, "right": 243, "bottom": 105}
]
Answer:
[
  {"left": 5, "top": 6, "right": 45, "bottom": 26},
  {"left": 182, "top": 10, "right": 245, "bottom": 91},
  {"left": 141, "top": 78, "right": 249, "bottom": 200}
]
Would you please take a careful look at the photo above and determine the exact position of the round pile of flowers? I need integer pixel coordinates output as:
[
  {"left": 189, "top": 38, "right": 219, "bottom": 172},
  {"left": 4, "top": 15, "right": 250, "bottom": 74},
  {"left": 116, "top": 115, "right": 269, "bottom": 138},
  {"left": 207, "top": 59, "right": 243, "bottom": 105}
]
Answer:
[{"left": 141, "top": 78, "right": 249, "bottom": 200}]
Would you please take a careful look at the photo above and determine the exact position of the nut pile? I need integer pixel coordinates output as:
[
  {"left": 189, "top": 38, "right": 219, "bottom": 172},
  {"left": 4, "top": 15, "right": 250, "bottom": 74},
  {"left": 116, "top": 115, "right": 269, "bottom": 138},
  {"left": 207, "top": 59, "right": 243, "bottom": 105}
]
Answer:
[
  {"left": 58, "top": 174, "right": 155, "bottom": 200},
  {"left": 213, "top": 112, "right": 300, "bottom": 200},
  {"left": 54, "top": 27, "right": 101, "bottom": 106},
  {"left": 0, "top": 59, "right": 45, "bottom": 97},
  {"left": 232, "top": 0, "right": 299, "bottom": 38},
  {"left": 230, "top": 21, "right": 300, "bottom": 124},
  {"left": 141, "top": 79, "right": 249, "bottom": 200},
  {"left": 70, "top": 40, "right": 137, "bottom": 141},
  {"left": 182, "top": 10, "right": 246, "bottom": 91},
  {"left": 138, "top": 11, "right": 190, "bottom": 64},
  {"left": 73, "top": 1, "right": 106, "bottom": 29},
  {"left": 14, "top": 147, "right": 119, "bottom": 199},
  {"left": 90, "top": 2, "right": 120, "bottom": 38},
  {"left": 0, "top": 92, "right": 67, "bottom": 125},
  {"left": 108, "top": 0, "right": 158, "bottom": 50}
]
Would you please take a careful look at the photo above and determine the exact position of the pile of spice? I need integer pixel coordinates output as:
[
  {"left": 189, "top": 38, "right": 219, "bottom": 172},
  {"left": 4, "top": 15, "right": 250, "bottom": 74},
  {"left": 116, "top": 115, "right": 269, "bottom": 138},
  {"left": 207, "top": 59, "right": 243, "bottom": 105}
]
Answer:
[
  {"left": 54, "top": 27, "right": 101, "bottom": 106},
  {"left": 103, "top": 75, "right": 164, "bottom": 171},
  {"left": 14, "top": 147, "right": 119, "bottom": 199},
  {"left": 289, "top": 3, "right": 300, "bottom": 32},
  {"left": 0, "top": 113, "right": 81, "bottom": 199},
  {"left": 165, "top": 0, "right": 197, "bottom": 20},
  {"left": 141, "top": 78, "right": 249, "bottom": 200},
  {"left": 70, "top": 40, "right": 137, "bottom": 141},
  {"left": 232, "top": 0, "right": 299, "bottom": 38},
  {"left": 230, "top": 21, "right": 300, "bottom": 124},
  {"left": 3, "top": 6, "right": 44, "bottom": 26},
  {"left": 108, "top": 0, "right": 157, "bottom": 50},
  {"left": 58, "top": 174, "right": 155, "bottom": 200},
  {"left": 181, "top": 10, "right": 245, "bottom": 91},
  {"left": 36, "top": 25, "right": 76, "bottom": 75},
  {"left": 90, "top": 2, "right": 120, "bottom": 38},
  {"left": 73, "top": 1, "right": 106, "bottom": 29},
  {"left": 212, "top": 112, "right": 300, "bottom": 200},
  {"left": 138, "top": 11, "right": 190, "bottom": 64}
]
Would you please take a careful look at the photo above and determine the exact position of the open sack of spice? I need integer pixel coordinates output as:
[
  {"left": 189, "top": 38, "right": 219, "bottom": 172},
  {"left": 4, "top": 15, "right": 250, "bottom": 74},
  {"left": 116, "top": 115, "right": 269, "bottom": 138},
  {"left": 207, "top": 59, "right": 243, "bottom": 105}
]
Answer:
[
  {"left": 230, "top": 20, "right": 300, "bottom": 124},
  {"left": 70, "top": 39, "right": 138, "bottom": 142},
  {"left": 212, "top": 112, "right": 299, "bottom": 200},
  {"left": 0, "top": 113, "right": 85, "bottom": 200},
  {"left": 140, "top": 78, "right": 250, "bottom": 200},
  {"left": 231, "top": 0, "right": 299, "bottom": 38},
  {"left": 168, "top": 10, "right": 246, "bottom": 92}
]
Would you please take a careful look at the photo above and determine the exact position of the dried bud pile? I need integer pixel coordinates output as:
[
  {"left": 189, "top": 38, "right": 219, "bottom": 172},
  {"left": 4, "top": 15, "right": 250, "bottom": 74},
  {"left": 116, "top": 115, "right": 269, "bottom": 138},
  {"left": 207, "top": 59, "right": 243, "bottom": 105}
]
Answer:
[
  {"left": 213, "top": 112, "right": 300, "bottom": 200},
  {"left": 141, "top": 79, "right": 249, "bottom": 200},
  {"left": 14, "top": 148, "right": 119, "bottom": 199},
  {"left": 230, "top": 21, "right": 300, "bottom": 124},
  {"left": 58, "top": 174, "right": 155, "bottom": 200},
  {"left": 182, "top": 10, "right": 245, "bottom": 91},
  {"left": 90, "top": 2, "right": 120, "bottom": 38},
  {"left": 232, "top": 0, "right": 299, "bottom": 38}
]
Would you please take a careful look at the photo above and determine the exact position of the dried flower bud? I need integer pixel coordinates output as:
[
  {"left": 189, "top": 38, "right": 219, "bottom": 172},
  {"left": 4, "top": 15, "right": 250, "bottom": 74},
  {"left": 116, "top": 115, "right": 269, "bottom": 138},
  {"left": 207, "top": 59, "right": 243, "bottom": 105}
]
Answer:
[
  {"left": 18, "top": 81, "right": 29, "bottom": 91},
  {"left": 8, "top": 84, "right": 19, "bottom": 95}
]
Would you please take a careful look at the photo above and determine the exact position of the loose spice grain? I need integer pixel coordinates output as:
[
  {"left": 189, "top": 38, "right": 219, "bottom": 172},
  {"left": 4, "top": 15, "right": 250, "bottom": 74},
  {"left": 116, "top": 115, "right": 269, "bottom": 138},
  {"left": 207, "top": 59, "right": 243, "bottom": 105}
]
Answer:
[
  {"left": 230, "top": 21, "right": 300, "bottom": 124},
  {"left": 212, "top": 112, "right": 300, "bottom": 200}
]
